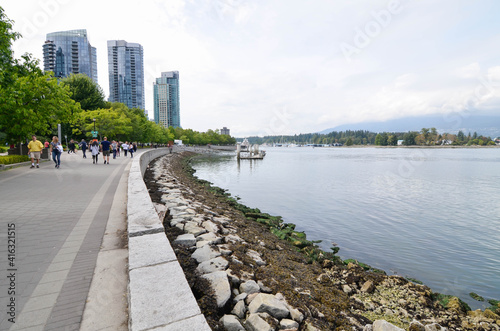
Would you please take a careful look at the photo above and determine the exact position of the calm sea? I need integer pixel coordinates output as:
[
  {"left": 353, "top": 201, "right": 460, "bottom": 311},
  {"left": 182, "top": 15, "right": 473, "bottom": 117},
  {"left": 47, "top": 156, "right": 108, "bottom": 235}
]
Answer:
[{"left": 190, "top": 147, "right": 500, "bottom": 309}]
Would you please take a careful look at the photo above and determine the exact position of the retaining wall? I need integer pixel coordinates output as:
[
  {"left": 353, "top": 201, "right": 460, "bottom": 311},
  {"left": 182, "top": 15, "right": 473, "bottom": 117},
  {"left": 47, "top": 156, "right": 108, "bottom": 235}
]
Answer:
[{"left": 127, "top": 148, "right": 210, "bottom": 331}]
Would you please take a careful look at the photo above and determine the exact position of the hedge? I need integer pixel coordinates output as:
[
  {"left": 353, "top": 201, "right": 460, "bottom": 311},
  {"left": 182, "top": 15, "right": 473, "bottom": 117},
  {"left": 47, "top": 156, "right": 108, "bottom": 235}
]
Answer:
[{"left": 0, "top": 155, "right": 30, "bottom": 165}]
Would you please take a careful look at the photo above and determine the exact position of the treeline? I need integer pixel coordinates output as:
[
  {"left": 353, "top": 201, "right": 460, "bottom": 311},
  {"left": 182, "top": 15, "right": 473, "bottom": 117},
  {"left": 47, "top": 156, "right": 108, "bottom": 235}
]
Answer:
[
  {"left": 0, "top": 7, "right": 232, "bottom": 147},
  {"left": 240, "top": 128, "right": 498, "bottom": 146}
]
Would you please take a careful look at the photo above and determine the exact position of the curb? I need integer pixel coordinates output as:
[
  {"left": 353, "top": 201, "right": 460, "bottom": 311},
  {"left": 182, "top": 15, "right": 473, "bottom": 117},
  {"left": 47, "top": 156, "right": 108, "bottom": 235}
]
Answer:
[
  {"left": 127, "top": 149, "right": 210, "bottom": 331},
  {"left": 0, "top": 159, "right": 49, "bottom": 170}
]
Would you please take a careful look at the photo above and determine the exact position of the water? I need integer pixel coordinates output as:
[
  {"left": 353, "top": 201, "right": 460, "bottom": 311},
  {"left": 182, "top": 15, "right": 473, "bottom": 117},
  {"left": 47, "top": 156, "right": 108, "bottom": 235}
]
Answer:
[{"left": 190, "top": 147, "right": 500, "bottom": 309}]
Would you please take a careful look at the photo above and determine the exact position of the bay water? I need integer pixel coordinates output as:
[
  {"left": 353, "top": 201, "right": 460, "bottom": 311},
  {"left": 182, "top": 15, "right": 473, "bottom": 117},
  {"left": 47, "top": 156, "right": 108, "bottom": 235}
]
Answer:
[{"left": 190, "top": 147, "right": 500, "bottom": 309}]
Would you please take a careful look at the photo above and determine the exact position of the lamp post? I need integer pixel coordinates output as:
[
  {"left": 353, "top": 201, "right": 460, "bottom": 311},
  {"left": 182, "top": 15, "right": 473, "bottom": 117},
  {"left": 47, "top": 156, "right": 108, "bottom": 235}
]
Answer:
[{"left": 64, "top": 135, "right": 67, "bottom": 153}]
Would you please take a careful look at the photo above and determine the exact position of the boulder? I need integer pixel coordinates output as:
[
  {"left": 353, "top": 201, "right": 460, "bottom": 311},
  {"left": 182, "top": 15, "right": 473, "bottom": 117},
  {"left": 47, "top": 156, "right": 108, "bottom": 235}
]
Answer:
[
  {"left": 173, "top": 233, "right": 196, "bottom": 246},
  {"left": 247, "top": 249, "right": 266, "bottom": 266},
  {"left": 196, "top": 232, "right": 222, "bottom": 244},
  {"left": 202, "top": 220, "right": 220, "bottom": 233},
  {"left": 240, "top": 280, "right": 261, "bottom": 294},
  {"left": 280, "top": 318, "right": 299, "bottom": 330},
  {"left": 248, "top": 293, "right": 290, "bottom": 319},
  {"left": 361, "top": 280, "right": 376, "bottom": 293},
  {"left": 231, "top": 300, "right": 247, "bottom": 319},
  {"left": 373, "top": 320, "right": 405, "bottom": 331},
  {"left": 191, "top": 245, "right": 221, "bottom": 263},
  {"left": 219, "top": 314, "right": 244, "bottom": 331},
  {"left": 184, "top": 221, "right": 207, "bottom": 236},
  {"left": 201, "top": 271, "right": 231, "bottom": 308},
  {"left": 245, "top": 313, "right": 274, "bottom": 331},
  {"left": 408, "top": 320, "right": 425, "bottom": 331},
  {"left": 196, "top": 256, "right": 229, "bottom": 274}
]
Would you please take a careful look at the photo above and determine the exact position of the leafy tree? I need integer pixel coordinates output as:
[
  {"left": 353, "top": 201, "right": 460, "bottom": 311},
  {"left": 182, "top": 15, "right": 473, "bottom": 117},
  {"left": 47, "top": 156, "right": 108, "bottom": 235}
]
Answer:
[
  {"left": 0, "top": 8, "right": 78, "bottom": 143},
  {"left": 403, "top": 132, "right": 417, "bottom": 146},
  {"left": 60, "top": 74, "right": 107, "bottom": 110}
]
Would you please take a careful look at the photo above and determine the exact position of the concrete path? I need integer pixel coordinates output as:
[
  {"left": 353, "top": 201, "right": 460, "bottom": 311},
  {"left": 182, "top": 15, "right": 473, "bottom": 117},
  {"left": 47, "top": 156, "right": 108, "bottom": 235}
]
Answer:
[{"left": 0, "top": 150, "right": 135, "bottom": 330}]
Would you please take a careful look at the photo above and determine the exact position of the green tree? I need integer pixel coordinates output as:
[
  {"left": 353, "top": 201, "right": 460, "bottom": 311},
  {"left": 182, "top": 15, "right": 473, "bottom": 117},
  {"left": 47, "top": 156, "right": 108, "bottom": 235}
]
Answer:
[
  {"left": 60, "top": 74, "right": 107, "bottom": 110},
  {"left": 403, "top": 132, "right": 417, "bottom": 146}
]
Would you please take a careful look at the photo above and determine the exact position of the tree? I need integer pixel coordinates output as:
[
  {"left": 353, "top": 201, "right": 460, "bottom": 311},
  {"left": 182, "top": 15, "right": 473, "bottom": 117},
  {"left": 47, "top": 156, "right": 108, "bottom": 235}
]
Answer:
[
  {"left": 60, "top": 74, "right": 107, "bottom": 110},
  {"left": 403, "top": 132, "right": 417, "bottom": 146},
  {"left": 0, "top": 7, "right": 78, "bottom": 144}
]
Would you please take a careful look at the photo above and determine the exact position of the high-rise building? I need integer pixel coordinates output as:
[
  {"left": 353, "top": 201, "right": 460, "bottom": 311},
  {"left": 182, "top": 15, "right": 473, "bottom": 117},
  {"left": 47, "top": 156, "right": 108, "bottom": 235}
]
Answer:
[
  {"left": 107, "top": 40, "right": 145, "bottom": 110},
  {"left": 42, "top": 29, "right": 97, "bottom": 82},
  {"left": 221, "top": 127, "right": 230, "bottom": 135},
  {"left": 154, "top": 71, "right": 180, "bottom": 128}
]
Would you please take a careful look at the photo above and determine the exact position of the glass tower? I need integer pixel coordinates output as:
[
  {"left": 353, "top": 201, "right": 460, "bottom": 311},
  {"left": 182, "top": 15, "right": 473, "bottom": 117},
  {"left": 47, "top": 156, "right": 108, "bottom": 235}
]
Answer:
[
  {"left": 154, "top": 71, "right": 180, "bottom": 128},
  {"left": 107, "top": 40, "right": 145, "bottom": 110},
  {"left": 42, "top": 29, "right": 97, "bottom": 83}
]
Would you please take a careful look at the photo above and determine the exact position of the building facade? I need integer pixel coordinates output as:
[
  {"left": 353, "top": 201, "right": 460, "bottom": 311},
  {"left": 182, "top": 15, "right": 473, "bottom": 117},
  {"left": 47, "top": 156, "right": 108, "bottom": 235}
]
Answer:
[
  {"left": 107, "top": 40, "right": 145, "bottom": 110},
  {"left": 221, "top": 127, "right": 230, "bottom": 135},
  {"left": 153, "top": 71, "right": 180, "bottom": 128},
  {"left": 43, "top": 29, "right": 97, "bottom": 82}
]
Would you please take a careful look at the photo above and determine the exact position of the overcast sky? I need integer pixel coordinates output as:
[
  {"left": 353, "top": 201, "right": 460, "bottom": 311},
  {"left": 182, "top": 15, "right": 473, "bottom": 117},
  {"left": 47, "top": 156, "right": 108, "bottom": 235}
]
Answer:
[{"left": 3, "top": 0, "right": 500, "bottom": 137}]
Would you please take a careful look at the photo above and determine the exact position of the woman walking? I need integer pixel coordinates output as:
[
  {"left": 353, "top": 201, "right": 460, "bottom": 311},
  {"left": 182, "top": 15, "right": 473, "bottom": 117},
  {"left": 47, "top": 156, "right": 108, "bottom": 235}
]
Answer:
[
  {"left": 50, "top": 136, "right": 61, "bottom": 168},
  {"left": 90, "top": 140, "right": 100, "bottom": 164}
]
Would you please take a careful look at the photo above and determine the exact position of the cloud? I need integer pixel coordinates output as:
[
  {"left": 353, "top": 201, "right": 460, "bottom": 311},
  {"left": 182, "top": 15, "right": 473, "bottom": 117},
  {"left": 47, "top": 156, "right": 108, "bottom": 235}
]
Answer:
[{"left": 4, "top": 0, "right": 500, "bottom": 136}]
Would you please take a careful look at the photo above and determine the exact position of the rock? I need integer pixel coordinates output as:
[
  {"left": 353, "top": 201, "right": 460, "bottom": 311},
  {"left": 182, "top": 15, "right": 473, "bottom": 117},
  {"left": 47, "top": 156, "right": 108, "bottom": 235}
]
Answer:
[
  {"left": 247, "top": 249, "right": 266, "bottom": 266},
  {"left": 373, "top": 320, "right": 405, "bottom": 331},
  {"left": 258, "top": 280, "right": 273, "bottom": 293},
  {"left": 409, "top": 320, "right": 425, "bottom": 331},
  {"left": 343, "top": 284, "right": 353, "bottom": 294},
  {"left": 245, "top": 313, "right": 274, "bottom": 331},
  {"left": 361, "top": 280, "right": 376, "bottom": 293},
  {"left": 240, "top": 280, "right": 261, "bottom": 294},
  {"left": 232, "top": 300, "right": 247, "bottom": 319},
  {"left": 303, "top": 321, "right": 321, "bottom": 331},
  {"left": 201, "top": 271, "right": 231, "bottom": 308},
  {"left": 196, "top": 256, "right": 229, "bottom": 274},
  {"left": 184, "top": 221, "right": 206, "bottom": 236},
  {"left": 196, "top": 232, "right": 222, "bottom": 244},
  {"left": 446, "top": 297, "right": 468, "bottom": 314},
  {"left": 233, "top": 292, "right": 247, "bottom": 303},
  {"left": 289, "top": 307, "right": 304, "bottom": 323},
  {"left": 202, "top": 220, "right": 220, "bottom": 233},
  {"left": 280, "top": 318, "right": 299, "bottom": 330},
  {"left": 424, "top": 323, "right": 445, "bottom": 331},
  {"left": 246, "top": 293, "right": 259, "bottom": 305},
  {"left": 225, "top": 234, "right": 243, "bottom": 243},
  {"left": 363, "top": 325, "right": 373, "bottom": 331},
  {"left": 219, "top": 314, "right": 245, "bottom": 331},
  {"left": 248, "top": 293, "right": 290, "bottom": 319},
  {"left": 173, "top": 233, "right": 196, "bottom": 246},
  {"left": 191, "top": 245, "right": 221, "bottom": 263}
]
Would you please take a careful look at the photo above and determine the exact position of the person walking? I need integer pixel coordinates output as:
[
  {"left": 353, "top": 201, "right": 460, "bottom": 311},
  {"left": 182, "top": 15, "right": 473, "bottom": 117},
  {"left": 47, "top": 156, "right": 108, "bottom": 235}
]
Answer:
[
  {"left": 79, "top": 139, "right": 88, "bottom": 158},
  {"left": 68, "top": 139, "right": 76, "bottom": 154},
  {"left": 49, "top": 136, "right": 61, "bottom": 168},
  {"left": 90, "top": 140, "right": 100, "bottom": 164},
  {"left": 27, "top": 135, "right": 44, "bottom": 168},
  {"left": 128, "top": 142, "right": 134, "bottom": 158},
  {"left": 101, "top": 137, "right": 111, "bottom": 164},
  {"left": 122, "top": 141, "right": 129, "bottom": 157},
  {"left": 111, "top": 140, "right": 118, "bottom": 159}
]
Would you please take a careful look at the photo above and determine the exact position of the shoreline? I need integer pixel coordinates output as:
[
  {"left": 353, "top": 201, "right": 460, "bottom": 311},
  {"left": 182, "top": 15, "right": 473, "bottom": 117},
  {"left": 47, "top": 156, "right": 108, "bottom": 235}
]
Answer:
[{"left": 145, "top": 149, "right": 500, "bottom": 330}]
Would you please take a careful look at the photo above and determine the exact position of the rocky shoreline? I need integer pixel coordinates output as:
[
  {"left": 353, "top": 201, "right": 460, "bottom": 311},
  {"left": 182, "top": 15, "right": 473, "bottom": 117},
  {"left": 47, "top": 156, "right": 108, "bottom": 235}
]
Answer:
[{"left": 144, "top": 151, "right": 500, "bottom": 331}]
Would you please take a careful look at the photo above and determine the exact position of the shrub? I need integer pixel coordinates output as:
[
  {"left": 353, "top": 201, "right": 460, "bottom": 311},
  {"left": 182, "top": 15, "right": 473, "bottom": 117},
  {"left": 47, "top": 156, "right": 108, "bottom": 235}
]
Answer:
[
  {"left": 0, "top": 146, "right": 8, "bottom": 153},
  {"left": 0, "top": 155, "right": 30, "bottom": 165}
]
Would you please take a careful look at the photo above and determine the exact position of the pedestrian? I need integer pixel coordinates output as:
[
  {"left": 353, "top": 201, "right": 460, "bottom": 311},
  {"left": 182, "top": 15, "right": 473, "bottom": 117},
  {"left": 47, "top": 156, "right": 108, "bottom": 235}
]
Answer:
[
  {"left": 133, "top": 142, "right": 137, "bottom": 153},
  {"left": 128, "top": 142, "right": 134, "bottom": 158},
  {"left": 117, "top": 141, "right": 121, "bottom": 157},
  {"left": 122, "top": 141, "right": 129, "bottom": 157},
  {"left": 90, "top": 140, "right": 100, "bottom": 164},
  {"left": 44, "top": 140, "right": 49, "bottom": 148},
  {"left": 27, "top": 135, "right": 44, "bottom": 168},
  {"left": 50, "top": 136, "right": 61, "bottom": 168},
  {"left": 111, "top": 140, "right": 118, "bottom": 159},
  {"left": 68, "top": 139, "right": 76, "bottom": 154},
  {"left": 101, "top": 137, "right": 111, "bottom": 164},
  {"left": 79, "top": 139, "right": 88, "bottom": 158}
]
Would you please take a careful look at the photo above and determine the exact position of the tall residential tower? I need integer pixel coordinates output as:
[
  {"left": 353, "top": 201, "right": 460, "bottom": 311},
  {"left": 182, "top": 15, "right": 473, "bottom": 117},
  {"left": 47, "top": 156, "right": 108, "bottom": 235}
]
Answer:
[
  {"left": 154, "top": 71, "right": 180, "bottom": 128},
  {"left": 42, "top": 29, "right": 97, "bottom": 82},
  {"left": 107, "top": 40, "right": 145, "bottom": 110}
]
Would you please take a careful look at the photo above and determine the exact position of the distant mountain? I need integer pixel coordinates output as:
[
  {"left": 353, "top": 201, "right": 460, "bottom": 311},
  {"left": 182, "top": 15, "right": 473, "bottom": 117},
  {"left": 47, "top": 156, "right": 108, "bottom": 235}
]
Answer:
[{"left": 319, "top": 115, "right": 500, "bottom": 138}]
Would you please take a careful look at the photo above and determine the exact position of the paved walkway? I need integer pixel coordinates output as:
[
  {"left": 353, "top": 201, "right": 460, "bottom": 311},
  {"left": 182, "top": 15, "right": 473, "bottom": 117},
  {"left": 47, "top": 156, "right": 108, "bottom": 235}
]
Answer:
[{"left": 0, "top": 150, "right": 135, "bottom": 330}]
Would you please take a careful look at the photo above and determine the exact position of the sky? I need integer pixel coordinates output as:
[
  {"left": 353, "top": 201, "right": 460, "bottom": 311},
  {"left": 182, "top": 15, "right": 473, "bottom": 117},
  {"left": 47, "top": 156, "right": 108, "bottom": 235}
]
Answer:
[{"left": 3, "top": 0, "right": 500, "bottom": 137}]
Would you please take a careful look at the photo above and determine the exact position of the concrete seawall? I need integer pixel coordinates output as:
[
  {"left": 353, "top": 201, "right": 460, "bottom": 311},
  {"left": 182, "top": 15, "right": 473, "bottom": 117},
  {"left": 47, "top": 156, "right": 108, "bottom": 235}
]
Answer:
[{"left": 127, "top": 148, "right": 211, "bottom": 330}]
